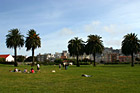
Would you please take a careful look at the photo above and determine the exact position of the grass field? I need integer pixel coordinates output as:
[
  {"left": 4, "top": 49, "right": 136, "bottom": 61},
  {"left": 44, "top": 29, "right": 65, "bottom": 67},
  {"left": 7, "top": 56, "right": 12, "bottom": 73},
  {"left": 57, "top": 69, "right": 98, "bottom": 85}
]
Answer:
[{"left": 0, "top": 64, "right": 140, "bottom": 93}]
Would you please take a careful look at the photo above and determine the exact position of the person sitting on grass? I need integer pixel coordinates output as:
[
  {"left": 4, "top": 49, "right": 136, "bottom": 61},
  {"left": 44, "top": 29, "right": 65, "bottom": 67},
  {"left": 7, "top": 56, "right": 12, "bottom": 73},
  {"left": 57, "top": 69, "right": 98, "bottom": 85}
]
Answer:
[
  {"left": 18, "top": 69, "right": 22, "bottom": 73},
  {"left": 30, "top": 68, "right": 35, "bottom": 73},
  {"left": 14, "top": 68, "right": 18, "bottom": 72},
  {"left": 24, "top": 68, "right": 28, "bottom": 73},
  {"left": 9, "top": 69, "right": 12, "bottom": 72}
]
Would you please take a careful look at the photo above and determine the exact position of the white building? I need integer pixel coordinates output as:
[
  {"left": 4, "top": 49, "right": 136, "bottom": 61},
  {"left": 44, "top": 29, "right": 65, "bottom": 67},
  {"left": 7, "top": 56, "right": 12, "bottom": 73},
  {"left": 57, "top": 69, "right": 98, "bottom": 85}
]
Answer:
[
  {"left": 0, "top": 54, "right": 14, "bottom": 62},
  {"left": 37, "top": 53, "right": 55, "bottom": 62},
  {"left": 54, "top": 52, "right": 62, "bottom": 59}
]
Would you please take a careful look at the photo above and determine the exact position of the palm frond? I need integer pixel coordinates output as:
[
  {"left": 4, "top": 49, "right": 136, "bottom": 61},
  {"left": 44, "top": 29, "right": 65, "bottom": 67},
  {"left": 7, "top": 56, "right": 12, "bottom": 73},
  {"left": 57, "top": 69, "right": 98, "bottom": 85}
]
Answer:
[{"left": 25, "top": 29, "right": 41, "bottom": 51}]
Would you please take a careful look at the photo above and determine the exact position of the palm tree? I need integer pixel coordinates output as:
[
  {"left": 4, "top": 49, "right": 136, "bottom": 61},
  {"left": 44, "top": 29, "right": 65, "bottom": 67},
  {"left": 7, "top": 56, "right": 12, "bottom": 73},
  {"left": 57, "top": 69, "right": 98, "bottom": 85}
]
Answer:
[
  {"left": 25, "top": 29, "right": 41, "bottom": 65},
  {"left": 6, "top": 29, "right": 24, "bottom": 66},
  {"left": 85, "top": 35, "right": 104, "bottom": 66},
  {"left": 68, "top": 37, "right": 85, "bottom": 67},
  {"left": 121, "top": 33, "right": 140, "bottom": 67}
]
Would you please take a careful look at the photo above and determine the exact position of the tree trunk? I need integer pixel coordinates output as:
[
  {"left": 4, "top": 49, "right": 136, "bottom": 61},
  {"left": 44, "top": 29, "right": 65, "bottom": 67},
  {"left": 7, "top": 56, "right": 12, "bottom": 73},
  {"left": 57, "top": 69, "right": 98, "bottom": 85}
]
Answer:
[
  {"left": 32, "top": 47, "right": 35, "bottom": 66},
  {"left": 76, "top": 54, "right": 80, "bottom": 67},
  {"left": 131, "top": 53, "right": 134, "bottom": 67},
  {"left": 93, "top": 53, "right": 96, "bottom": 67},
  {"left": 14, "top": 46, "right": 18, "bottom": 66}
]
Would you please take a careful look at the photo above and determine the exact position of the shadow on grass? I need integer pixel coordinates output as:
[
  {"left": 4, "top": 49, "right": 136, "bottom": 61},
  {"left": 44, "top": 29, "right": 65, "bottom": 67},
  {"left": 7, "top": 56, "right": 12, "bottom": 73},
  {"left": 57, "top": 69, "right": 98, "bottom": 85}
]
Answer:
[
  {"left": 78, "top": 64, "right": 130, "bottom": 67},
  {"left": 99, "top": 65, "right": 129, "bottom": 68}
]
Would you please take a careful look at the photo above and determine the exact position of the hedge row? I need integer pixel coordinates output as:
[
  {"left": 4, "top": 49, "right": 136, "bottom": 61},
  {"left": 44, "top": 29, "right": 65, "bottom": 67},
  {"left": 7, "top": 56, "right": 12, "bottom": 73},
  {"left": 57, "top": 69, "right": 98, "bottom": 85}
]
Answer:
[
  {"left": 104, "top": 62, "right": 140, "bottom": 65},
  {"left": 0, "top": 62, "right": 14, "bottom": 65}
]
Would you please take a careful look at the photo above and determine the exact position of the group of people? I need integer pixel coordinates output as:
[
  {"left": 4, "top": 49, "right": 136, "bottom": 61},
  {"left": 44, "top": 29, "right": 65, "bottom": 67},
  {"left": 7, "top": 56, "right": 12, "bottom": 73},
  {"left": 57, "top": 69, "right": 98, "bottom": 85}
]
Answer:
[
  {"left": 23, "top": 68, "right": 35, "bottom": 73},
  {"left": 10, "top": 68, "right": 22, "bottom": 72},
  {"left": 59, "top": 63, "right": 69, "bottom": 70},
  {"left": 9, "top": 64, "right": 40, "bottom": 73}
]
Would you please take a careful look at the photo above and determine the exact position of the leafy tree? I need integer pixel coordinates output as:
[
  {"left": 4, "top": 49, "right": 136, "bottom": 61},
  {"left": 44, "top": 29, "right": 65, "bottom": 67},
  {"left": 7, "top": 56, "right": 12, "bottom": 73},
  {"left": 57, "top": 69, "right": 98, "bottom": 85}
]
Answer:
[
  {"left": 68, "top": 37, "right": 85, "bottom": 67},
  {"left": 17, "top": 55, "right": 26, "bottom": 62},
  {"left": 121, "top": 33, "right": 140, "bottom": 67},
  {"left": 85, "top": 35, "right": 104, "bottom": 66},
  {"left": 25, "top": 29, "right": 41, "bottom": 65},
  {"left": 24, "top": 56, "right": 37, "bottom": 62},
  {"left": 6, "top": 29, "right": 24, "bottom": 66}
]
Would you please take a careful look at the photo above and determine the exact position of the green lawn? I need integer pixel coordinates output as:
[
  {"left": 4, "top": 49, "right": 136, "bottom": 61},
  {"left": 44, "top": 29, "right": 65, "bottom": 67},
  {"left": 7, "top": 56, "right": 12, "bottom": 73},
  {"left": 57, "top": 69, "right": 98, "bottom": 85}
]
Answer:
[{"left": 0, "top": 64, "right": 140, "bottom": 93}]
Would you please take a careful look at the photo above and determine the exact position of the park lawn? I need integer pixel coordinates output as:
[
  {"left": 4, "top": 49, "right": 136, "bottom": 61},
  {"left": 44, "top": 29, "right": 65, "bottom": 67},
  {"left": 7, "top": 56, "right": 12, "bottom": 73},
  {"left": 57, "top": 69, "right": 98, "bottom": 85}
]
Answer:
[{"left": 0, "top": 64, "right": 140, "bottom": 93}]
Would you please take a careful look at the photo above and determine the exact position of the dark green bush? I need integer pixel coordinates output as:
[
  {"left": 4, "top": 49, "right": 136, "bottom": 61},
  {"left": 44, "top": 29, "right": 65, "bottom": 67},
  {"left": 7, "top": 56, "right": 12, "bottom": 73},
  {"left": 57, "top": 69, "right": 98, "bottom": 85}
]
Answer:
[
  {"left": 24, "top": 56, "right": 37, "bottom": 62},
  {"left": 104, "top": 62, "right": 130, "bottom": 65},
  {"left": 80, "top": 62, "right": 91, "bottom": 65},
  {"left": 0, "top": 58, "right": 5, "bottom": 62},
  {"left": 37, "top": 60, "right": 55, "bottom": 65},
  {"left": 0, "top": 62, "right": 14, "bottom": 65},
  {"left": 54, "top": 59, "right": 63, "bottom": 64},
  {"left": 17, "top": 56, "right": 26, "bottom": 62}
]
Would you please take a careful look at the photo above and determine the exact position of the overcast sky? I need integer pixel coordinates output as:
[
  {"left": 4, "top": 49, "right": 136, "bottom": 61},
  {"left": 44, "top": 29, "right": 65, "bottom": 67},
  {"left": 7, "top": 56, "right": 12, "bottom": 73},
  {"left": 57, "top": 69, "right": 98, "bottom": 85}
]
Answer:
[{"left": 0, "top": 0, "right": 140, "bottom": 56}]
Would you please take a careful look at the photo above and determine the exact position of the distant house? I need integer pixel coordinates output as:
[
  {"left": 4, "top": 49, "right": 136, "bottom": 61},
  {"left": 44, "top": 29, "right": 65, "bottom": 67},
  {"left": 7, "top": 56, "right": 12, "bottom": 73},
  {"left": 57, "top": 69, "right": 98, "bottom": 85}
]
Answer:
[
  {"left": 119, "top": 56, "right": 131, "bottom": 62},
  {"left": 0, "top": 54, "right": 14, "bottom": 62},
  {"left": 61, "top": 56, "right": 67, "bottom": 59},
  {"left": 37, "top": 53, "right": 55, "bottom": 62}
]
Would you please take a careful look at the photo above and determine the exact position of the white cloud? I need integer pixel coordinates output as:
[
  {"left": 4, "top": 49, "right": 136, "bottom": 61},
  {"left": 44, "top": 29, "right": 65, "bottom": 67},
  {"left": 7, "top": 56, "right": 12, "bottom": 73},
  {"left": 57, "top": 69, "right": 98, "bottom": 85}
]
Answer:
[
  {"left": 84, "top": 21, "right": 101, "bottom": 32},
  {"left": 103, "top": 24, "right": 116, "bottom": 33},
  {"left": 102, "top": 23, "right": 133, "bottom": 48},
  {"left": 103, "top": 39, "right": 122, "bottom": 49},
  {"left": 59, "top": 28, "right": 74, "bottom": 36},
  {"left": 82, "top": 20, "right": 133, "bottom": 49},
  {"left": 92, "top": 21, "right": 101, "bottom": 25},
  {"left": 104, "top": 1, "right": 140, "bottom": 28},
  {"left": 103, "top": 24, "right": 132, "bottom": 35}
]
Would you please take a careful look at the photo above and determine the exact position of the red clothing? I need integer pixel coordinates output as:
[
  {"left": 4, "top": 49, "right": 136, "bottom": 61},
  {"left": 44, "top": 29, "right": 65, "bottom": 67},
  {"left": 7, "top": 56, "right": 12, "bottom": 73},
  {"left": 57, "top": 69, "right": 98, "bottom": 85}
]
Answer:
[{"left": 31, "top": 69, "right": 35, "bottom": 73}]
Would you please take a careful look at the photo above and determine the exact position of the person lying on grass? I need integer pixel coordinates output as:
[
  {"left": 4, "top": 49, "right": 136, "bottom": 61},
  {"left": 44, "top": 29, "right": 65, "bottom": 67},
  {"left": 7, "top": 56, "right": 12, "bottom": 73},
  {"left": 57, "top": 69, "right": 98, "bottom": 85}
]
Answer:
[{"left": 81, "top": 74, "right": 93, "bottom": 77}]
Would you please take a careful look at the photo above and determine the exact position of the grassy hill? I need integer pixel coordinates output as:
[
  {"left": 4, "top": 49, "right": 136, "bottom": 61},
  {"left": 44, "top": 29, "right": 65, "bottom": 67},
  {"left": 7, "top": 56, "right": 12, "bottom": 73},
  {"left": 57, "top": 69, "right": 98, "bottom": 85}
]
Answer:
[{"left": 0, "top": 64, "right": 140, "bottom": 93}]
